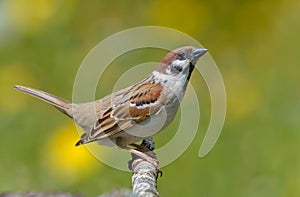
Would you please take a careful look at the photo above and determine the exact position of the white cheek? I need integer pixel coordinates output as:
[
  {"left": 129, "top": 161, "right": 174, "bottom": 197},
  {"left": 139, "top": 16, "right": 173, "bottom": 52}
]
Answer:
[
  {"left": 166, "top": 59, "right": 189, "bottom": 74},
  {"left": 166, "top": 68, "right": 172, "bottom": 75},
  {"left": 172, "top": 59, "right": 188, "bottom": 66}
]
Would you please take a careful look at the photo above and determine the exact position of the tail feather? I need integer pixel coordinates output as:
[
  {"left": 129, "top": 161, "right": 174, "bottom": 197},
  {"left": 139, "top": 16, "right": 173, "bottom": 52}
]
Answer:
[
  {"left": 75, "top": 139, "right": 83, "bottom": 146},
  {"left": 14, "top": 85, "right": 72, "bottom": 117}
]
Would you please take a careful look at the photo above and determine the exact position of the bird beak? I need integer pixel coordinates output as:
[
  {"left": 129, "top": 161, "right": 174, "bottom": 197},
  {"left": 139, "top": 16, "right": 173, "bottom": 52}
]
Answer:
[
  {"left": 190, "top": 48, "right": 208, "bottom": 65},
  {"left": 192, "top": 48, "right": 208, "bottom": 59}
]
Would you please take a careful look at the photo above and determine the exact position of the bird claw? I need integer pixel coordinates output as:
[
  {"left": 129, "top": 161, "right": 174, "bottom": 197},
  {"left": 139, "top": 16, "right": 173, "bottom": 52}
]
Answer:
[
  {"left": 156, "top": 167, "right": 163, "bottom": 177},
  {"left": 142, "top": 156, "right": 163, "bottom": 177}
]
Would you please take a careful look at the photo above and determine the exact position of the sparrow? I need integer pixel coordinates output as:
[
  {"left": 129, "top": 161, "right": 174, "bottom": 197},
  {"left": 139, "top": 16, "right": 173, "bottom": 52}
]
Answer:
[{"left": 14, "top": 46, "right": 207, "bottom": 168}]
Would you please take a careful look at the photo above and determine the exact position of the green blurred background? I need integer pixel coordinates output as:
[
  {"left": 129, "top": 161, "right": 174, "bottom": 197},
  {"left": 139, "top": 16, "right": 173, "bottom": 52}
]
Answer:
[{"left": 0, "top": 0, "right": 300, "bottom": 196}]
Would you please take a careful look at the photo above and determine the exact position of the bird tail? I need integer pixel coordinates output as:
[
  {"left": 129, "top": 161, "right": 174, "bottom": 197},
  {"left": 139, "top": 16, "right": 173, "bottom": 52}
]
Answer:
[{"left": 14, "top": 85, "right": 72, "bottom": 117}]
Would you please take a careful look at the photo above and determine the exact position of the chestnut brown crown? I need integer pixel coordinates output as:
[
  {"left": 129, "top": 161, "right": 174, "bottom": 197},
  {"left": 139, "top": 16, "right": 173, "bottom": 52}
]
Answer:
[{"left": 156, "top": 46, "right": 207, "bottom": 75}]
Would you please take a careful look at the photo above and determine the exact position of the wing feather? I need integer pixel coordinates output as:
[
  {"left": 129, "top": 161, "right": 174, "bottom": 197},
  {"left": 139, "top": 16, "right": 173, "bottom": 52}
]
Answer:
[{"left": 85, "top": 81, "right": 163, "bottom": 142}]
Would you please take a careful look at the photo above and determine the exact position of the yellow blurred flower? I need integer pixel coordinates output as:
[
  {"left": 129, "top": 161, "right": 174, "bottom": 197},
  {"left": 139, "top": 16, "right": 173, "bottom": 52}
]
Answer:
[{"left": 42, "top": 123, "right": 102, "bottom": 183}]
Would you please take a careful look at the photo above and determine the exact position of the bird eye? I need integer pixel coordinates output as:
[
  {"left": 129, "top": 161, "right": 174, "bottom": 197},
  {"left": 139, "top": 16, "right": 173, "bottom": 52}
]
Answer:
[{"left": 177, "top": 51, "right": 185, "bottom": 60}]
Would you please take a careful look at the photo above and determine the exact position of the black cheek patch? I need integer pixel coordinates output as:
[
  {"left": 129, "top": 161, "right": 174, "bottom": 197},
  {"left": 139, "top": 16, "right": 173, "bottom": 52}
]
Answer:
[{"left": 171, "top": 65, "right": 183, "bottom": 73}]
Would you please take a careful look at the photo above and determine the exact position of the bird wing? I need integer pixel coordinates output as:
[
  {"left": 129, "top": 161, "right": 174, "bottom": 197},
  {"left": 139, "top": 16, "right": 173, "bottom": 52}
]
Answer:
[{"left": 86, "top": 82, "right": 164, "bottom": 141}]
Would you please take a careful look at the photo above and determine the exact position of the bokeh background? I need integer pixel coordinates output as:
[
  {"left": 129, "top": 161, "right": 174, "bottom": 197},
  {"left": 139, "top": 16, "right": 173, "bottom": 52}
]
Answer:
[{"left": 0, "top": 0, "right": 300, "bottom": 196}]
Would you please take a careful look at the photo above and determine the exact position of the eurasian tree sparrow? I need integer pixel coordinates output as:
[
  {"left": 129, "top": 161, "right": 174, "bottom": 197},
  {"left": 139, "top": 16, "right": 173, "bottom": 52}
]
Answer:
[{"left": 14, "top": 46, "right": 207, "bottom": 168}]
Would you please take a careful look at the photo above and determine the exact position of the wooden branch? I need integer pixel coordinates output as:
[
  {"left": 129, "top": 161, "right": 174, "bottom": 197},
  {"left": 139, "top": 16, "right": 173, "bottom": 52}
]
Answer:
[{"left": 128, "top": 138, "right": 160, "bottom": 197}]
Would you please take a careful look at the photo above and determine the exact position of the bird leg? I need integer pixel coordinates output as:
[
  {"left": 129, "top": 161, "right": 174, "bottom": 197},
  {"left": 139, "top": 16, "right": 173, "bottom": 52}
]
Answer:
[
  {"left": 129, "top": 143, "right": 151, "bottom": 152},
  {"left": 116, "top": 137, "right": 161, "bottom": 175},
  {"left": 122, "top": 145, "right": 159, "bottom": 167},
  {"left": 123, "top": 145, "right": 162, "bottom": 176}
]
